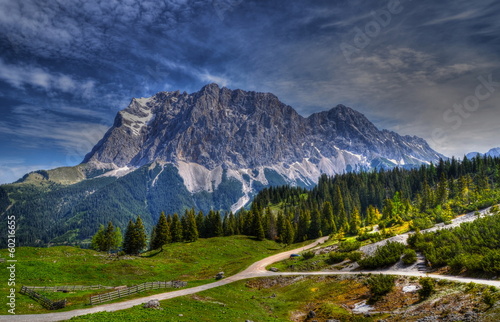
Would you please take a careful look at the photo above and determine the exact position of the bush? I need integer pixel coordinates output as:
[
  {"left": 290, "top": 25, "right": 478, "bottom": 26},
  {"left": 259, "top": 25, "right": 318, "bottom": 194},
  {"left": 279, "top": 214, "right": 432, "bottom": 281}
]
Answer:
[
  {"left": 418, "top": 277, "right": 435, "bottom": 300},
  {"left": 347, "top": 251, "right": 363, "bottom": 262},
  {"left": 366, "top": 274, "right": 395, "bottom": 301},
  {"left": 357, "top": 232, "right": 383, "bottom": 242},
  {"left": 402, "top": 249, "right": 417, "bottom": 265},
  {"left": 358, "top": 241, "right": 406, "bottom": 269},
  {"left": 327, "top": 252, "right": 346, "bottom": 264},
  {"left": 302, "top": 251, "right": 316, "bottom": 260},
  {"left": 338, "top": 240, "right": 361, "bottom": 252}
]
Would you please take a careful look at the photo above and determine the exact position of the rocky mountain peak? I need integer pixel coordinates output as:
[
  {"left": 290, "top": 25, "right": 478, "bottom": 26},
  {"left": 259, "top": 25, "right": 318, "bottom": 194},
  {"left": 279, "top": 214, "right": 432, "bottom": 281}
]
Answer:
[{"left": 83, "top": 84, "right": 444, "bottom": 181}]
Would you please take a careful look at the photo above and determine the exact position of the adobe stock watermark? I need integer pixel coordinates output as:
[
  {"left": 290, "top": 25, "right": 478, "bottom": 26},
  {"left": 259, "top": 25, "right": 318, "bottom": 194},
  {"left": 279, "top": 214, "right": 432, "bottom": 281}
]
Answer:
[
  {"left": 432, "top": 73, "right": 500, "bottom": 145},
  {"left": 5, "top": 215, "right": 17, "bottom": 315},
  {"left": 340, "top": 0, "right": 412, "bottom": 64}
]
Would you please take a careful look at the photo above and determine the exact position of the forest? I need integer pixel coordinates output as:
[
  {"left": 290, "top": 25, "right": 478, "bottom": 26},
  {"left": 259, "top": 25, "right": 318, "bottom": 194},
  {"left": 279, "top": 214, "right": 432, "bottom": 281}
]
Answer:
[{"left": 92, "top": 155, "right": 500, "bottom": 276}]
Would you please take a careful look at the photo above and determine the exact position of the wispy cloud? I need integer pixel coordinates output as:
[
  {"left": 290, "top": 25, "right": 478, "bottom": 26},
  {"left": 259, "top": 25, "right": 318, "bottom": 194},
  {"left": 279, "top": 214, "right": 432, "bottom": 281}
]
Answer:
[
  {"left": 423, "top": 9, "right": 478, "bottom": 26},
  {"left": 0, "top": 104, "right": 109, "bottom": 165},
  {"left": 0, "top": 58, "right": 96, "bottom": 98}
]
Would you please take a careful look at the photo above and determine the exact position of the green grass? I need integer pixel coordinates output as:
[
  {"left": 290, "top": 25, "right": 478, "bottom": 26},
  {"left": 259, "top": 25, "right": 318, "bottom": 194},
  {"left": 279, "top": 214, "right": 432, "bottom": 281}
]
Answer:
[
  {"left": 69, "top": 276, "right": 376, "bottom": 321},
  {"left": 0, "top": 236, "right": 305, "bottom": 314}
]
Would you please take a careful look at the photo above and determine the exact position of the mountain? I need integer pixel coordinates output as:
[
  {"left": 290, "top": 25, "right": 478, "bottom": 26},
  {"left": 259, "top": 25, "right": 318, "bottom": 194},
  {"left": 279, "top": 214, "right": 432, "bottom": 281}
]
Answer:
[
  {"left": 466, "top": 147, "right": 500, "bottom": 159},
  {"left": 0, "top": 84, "right": 444, "bottom": 246}
]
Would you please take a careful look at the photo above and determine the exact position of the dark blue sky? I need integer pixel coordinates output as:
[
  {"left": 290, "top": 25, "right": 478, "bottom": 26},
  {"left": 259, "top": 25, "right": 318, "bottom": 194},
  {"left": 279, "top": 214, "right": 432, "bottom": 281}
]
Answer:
[{"left": 1, "top": 0, "right": 500, "bottom": 183}]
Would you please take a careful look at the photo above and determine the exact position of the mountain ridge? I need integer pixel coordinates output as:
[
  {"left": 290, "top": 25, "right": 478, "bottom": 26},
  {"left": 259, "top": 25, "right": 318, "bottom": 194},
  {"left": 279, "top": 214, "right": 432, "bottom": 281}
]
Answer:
[{"left": 0, "top": 84, "right": 445, "bottom": 245}]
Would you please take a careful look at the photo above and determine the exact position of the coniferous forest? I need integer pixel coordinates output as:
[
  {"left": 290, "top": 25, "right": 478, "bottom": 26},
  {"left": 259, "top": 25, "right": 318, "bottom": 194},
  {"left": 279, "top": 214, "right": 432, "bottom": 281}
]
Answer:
[{"left": 91, "top": 155, "right": 500, "bottom": 276}]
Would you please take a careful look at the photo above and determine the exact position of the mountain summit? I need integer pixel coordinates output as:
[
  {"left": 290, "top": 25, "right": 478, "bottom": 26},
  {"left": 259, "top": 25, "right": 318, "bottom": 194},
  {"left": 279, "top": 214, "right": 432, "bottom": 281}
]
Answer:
[
  {"left": 84, "top": 84, "right": 442, "bottom": 195},
  {"left": 0, "top": 84, "right": 444, "bottom": 245}
]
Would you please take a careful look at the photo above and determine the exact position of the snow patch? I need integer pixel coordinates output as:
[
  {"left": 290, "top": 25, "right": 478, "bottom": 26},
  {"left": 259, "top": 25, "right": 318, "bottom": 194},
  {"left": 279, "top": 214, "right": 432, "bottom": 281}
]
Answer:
[
  {"left": 134, "top": 97, "right": 152, "bottom": 106},
  {"left": 121, "top": 109, "right": 155, "bottom": 136}
]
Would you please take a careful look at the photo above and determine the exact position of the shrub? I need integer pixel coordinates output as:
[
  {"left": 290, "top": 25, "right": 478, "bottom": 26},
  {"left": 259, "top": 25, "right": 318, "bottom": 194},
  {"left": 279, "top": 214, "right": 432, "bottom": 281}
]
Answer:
[
  {"left": 302, "top": 251, "right": 316, "bottom": 260},
  {"left": 358, "top": 241, "right": 405, "bottom": 269},
  {"left": 347, "top": 251, "right": 363, "bottom": 262},
  {"left": 402, "top": 249, "right": 417, "bottom": 265},
  {"left": 338, "top": 240, "right": 361, "bottom": 252},
  {"left": 327, "top": 252, "right": 346, "bottom": 264},
  {"left": 418, "top": 277, "right": 435, "bottom": 300},
  {"left": 366, "top": 274, "right": 395, "bottom": 301}
]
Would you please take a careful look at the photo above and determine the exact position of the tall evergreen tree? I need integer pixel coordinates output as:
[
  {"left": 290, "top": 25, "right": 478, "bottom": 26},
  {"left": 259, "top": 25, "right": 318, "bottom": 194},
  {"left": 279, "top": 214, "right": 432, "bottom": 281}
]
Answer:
[
  {"left": 91, "top": 222, "right": 122, "bottom": 252},
  {"left": 150, "top": 212, "right": 171, "bottom": 250},
  {"left": 183, "top": 209, "right": 199, "bottom": 242},
  {"left": 122, "top": 216, "right": 147, "bottom": 255},
  {"left": 171, "top": 213, "right": 183, "bottom": 242},
  {"left": 309, "top": 208, "right": 322, "bottom": 239},
  {"left": 253, "top": 211, "right": 266, "bottom": 241},
  {"left": 349, "top": 207, "right": 362, "bottom": 235}
]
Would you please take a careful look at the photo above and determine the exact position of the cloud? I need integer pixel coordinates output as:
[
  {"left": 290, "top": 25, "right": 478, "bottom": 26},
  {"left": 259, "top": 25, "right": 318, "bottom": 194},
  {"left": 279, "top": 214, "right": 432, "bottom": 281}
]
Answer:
[
  {"left": 0, "top": 104, "right": 110, "bottom": 165},
  {"left": 423, "top": 9, "right": 478, "bottom": 26},
  {"left": 0, "top": 58, "right": 96, "bottom": 98}
]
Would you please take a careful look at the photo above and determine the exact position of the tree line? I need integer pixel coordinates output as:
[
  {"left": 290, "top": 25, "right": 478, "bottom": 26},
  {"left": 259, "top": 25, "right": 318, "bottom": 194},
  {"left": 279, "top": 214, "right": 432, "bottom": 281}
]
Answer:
[{"left": 92, "top": 155, "right": 500, "bottom": 255}]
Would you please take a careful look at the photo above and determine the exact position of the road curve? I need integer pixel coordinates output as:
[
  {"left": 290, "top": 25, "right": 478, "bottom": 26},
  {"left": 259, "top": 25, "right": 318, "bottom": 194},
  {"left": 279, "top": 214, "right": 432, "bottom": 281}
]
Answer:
[{"left": 2, "top": 237, "right": 329, "bottom": 322}]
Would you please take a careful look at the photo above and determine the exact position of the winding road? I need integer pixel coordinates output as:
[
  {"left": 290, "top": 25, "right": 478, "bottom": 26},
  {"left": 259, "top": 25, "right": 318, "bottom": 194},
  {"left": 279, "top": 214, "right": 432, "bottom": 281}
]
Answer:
[{"left": 4, "top": 207, "right": 500, "bottom": 321}]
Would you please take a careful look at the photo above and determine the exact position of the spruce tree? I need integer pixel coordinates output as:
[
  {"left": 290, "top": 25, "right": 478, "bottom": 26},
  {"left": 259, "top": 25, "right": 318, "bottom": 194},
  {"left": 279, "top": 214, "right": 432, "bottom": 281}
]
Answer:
[
  {"left": 183, "top": 209, "right": 199, "bottom": 242},
  {"left": 150, "top": 212, "right": 171, "bottom": 250},
  {"left": 122, "top": 216, "right": 147, "bottom": 255},
  {"left": 171, "top": 213, "right": 183, "bottom": 242},
  {"left": 349, "top": 207, "right": 362, "bottom": 235},
  {"left": 134, "top": 216, "right": 147, "bottom": 253},
  {"left": 309, "top": 209, "right": 322, "bottom": 239},
  {"left": 91, "top": 224, "right": 106, "bottom": 252},
  {"left": 122, "top": 219, "right": 136, "bottom": 255},
  {"left": 253, "top": 211, "right": 266, "bottom": 241},
  {"left": 91, "top": 222, "right": 122, "bottom": 252}
]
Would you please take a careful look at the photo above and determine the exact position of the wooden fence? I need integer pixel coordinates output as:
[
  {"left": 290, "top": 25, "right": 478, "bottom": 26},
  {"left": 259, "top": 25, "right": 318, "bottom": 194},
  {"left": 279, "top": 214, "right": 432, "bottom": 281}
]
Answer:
[
  {"left": 89, "top": 281, "right": 187, "bottom": 305},
  {"left": 23, "top": 285, "right": 113, "bottom": 292},
  {"left": 20, "top": 286, "right": 67, "bottom": 310}
]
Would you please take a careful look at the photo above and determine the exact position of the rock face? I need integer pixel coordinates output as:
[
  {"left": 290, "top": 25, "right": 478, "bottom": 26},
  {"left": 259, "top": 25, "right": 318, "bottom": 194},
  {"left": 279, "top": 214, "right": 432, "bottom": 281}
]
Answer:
[{"left": 83, "top": 84, "right": 444, "bottom": 210}]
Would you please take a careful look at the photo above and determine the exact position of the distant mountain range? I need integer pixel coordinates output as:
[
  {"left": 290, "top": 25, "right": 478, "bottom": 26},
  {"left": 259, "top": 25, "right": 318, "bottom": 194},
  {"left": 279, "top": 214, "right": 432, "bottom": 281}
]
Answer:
[
  {"left": 0, "top": 84, "right": 444, "bottom": 245},
  {"left": 466, "top": 147, "right": 500, "bottom": 159}
]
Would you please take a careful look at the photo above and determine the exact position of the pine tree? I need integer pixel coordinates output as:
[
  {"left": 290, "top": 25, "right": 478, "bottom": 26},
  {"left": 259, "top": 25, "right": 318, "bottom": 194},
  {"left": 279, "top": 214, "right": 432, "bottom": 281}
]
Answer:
[
  {"left": 282, "top": 217, "right": 295, "bottom": 245},
  {"left": 134, "top": 216, "right": 147, "bottom": 253},
  {"left": 91, "top": 222, "right": 122, "bottom": 252},
  {"left": 122, "top": 216, "right": 147, "bottom": 255},
  {"left": 122, "top": 220, "right": 135, "bottom": 255},
  {"left": 321, "top": 201, "right": 336, "bottom": 235},
  {"left": 150, "top": 212, "right": 170, "bottom": 250},
  {"left": 334, "top": 186, "right": 347, "bottom": 230},
  {"left": 309, "top": 208, "right": 322, "bottom": 239},
  {"left": 253, "top": 211, "right": 266, "bottom": 241},
  {"left": 91, "top": 224, "right": 106, "bottom": 252},
  {"left": 183, "top": 209, "right": 199, "bottom": 242},
  {"left": 296, "top": 210, "right": 310, "bottom": 241},
  {"left": 349, "top": 207, "right": 361, "bottom": 235},
  {"left": 171, "top": 213, "right": 183, "bottom": 242},
  {"left": 196, "top": 211, "right": 206, "bottom": 238}
]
